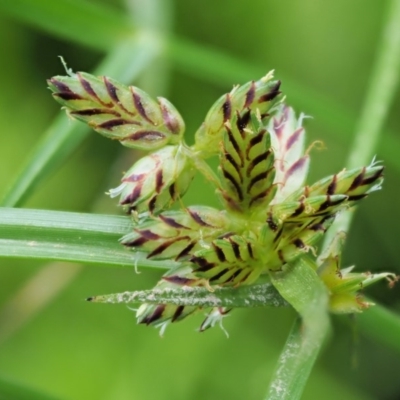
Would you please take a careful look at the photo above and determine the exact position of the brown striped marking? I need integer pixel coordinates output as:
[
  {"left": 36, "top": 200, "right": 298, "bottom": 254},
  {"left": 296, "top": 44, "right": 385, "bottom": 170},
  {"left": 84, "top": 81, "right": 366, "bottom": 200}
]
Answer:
[
  {"left": 147, "top": 236, "right": 190, "bottom": 259},
  {"left": 127, "top": 130, "right": 166, "bottom": 142},
  {"left": 212, "top": 243, "right": 226, "bottom": 262},
  {"left": 171, "top": 305, "right": 185, "bottom": 322},
  {"left": 220, "top": 190, "right": 242, "bottom": 212},
  {"left": 248, "top": 169, "right": 271, "bottom": 192},
  {"left": 249, "top": 188, "right": 273, "bottom": 207},
  {"left": 226, "top": 126, "right": 244, "bottom": 165},
  {"left": 123, "top": 173, "right": 146, "bottom": 183},
  {"left": 77, "top": 73, "right": 112, "bottom": 107},
  {"left": 148, "top": 196, "right": 157, "bottom": 214},
  {"left": 175, "top": 241, "right": 196, "bottom": 260},
  {"left": 142, "top": 304, "right": 166, "bottom": 325},
  {"left": 163, "top": 276, "right": 195, "bottom": 285},
  {"left": 222, "top": 168, "right": 244, "bottom": 201},
  {"left": 136, "top": 229, "right": 161, "bottom": 241},
  {"left": 347, "top": 194, "right": 368, "bottom": 201},
  {"left": 187, "top": 208, "right": 216, "bottom": 227},
  {"left": 246, "top": 149, "right": 271, "bottom": 177},
  {"left": 159, "top": 99, "right": 180, "bottom": 134},
  {"left": 226, "top": 269, "right": 243, "bottom": 284},
  {"left": 190, "top": 256, "right": 216, "bottom": 272},
  {"left": 277, "top": 249, "right": 286, "bottom": 264},
  {"left": 309, "top": 222, "right": 327, "bottom": 232},
  {"left": 293, "top": 238, "right": 305, "bottom": 249},
  {"left": 104, "top": 77, "right": 134, "bottom": 116},
  {"left": 222, "top": 94, "right": 232, "bottom": 122},
  {"left": 120, "top": 185, "right": 142, "bottom": 205},
  {"left": 243, "top": 81, "right": 256, "bottom": 108},
  {"left": 347, "top": 167, "right": 366, "bottom": 192},
  {"left": 217, "top": 232, "right": 234, "bottom": 239},
  {"left": 273, "top": 227, "right": 284, "bottom": 243},
  {"left": 267, "top": 213, "right": 278, "bottom": 231},
  {"left": 229, "top": 238, "right": 241, "bottom": 260},
  {"left": 247, "top": 243, "right": 255, "bottom": 259},
  {"left": 130, "top": 87, "right": 154, "bottom": 124},
  {"left": 291, "top": 200, "right": 305, "bottom": 217},
  {"left": 239, "top": 270, "right": 252, "bottom": 284},
  {"left": 360, "top": 167, "right": 384, "bottom": 186},
  {"left": 224, "top": 151, "right": 243, "bottom": 182},
  {"left": 155, "top": 169, "right": 163, "bottom": 193},
  {"left": 122, "top": 236, "right": 148, "bottom": 247},
  {"left": 169, "top": 183, "right": 176, "bottom": 200},
  {"left": 71, "top": 108, "right": 121, "bottom": 117},
  {"left": 236, "top": 109, "right": 251, "bottom": 135},
  {"left": 159, "top": 214, "right": 189, "bottom": 229},
  {"left": 48, "top": 78, "right": 73, "bottom": 93},
  {"left": 258, "top": 80, "right": 281, "bottom": 103},
  {"left": 286, "top": 128, "right": 303, "bottom": 151},
  {"left": 327, "top": 174, "right": 337, "bottom": 195},
  {"left": 246, "top": 130, "right": 266, "bottom": 159},
  {"left": 285, "top": 157, "right": 307, "bottom": 179},
  {"left": 98, "top": 118, "right": 135, "bottom": 130},
  {"left": 54, "top": 92, "right": 84, "bottom": 101},
  {"left": 209, "top": 268, "right": 230, "bottom": 282}
]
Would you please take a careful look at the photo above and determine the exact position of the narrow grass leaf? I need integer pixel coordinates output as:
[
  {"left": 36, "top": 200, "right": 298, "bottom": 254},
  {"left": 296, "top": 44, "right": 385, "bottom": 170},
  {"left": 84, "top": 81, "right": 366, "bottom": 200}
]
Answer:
[
  {"left": 88, "top": 281, "right": 287, "bottom": 308},
  {"left": 0, "top": 0, "right": 133, "bottom": 51},
  {"left": 0, "top": 208, "right": 175, "bottom": 269}
]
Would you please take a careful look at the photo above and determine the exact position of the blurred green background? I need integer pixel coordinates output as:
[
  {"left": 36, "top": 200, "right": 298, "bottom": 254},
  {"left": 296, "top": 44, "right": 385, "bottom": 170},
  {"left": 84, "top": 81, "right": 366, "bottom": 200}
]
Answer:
[{"left": 0, "top": 0, "right": 400, "bottom": 399}]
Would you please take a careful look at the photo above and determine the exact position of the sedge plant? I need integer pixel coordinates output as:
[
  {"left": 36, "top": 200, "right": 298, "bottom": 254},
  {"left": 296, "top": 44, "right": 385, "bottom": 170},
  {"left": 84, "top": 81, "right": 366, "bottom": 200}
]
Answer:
[{"left": 47, "top": 67, "right": 395, "bottom": 345}]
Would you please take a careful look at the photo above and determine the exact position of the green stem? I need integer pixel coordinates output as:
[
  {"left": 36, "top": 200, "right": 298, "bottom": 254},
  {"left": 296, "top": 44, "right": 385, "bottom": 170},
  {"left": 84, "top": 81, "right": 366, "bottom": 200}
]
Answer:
[
  {"left": 267, "top": 258, "right": 330, "bottom": 400},
  {"left": 323, "top": 0, "right": 400, "bottom": 244}
]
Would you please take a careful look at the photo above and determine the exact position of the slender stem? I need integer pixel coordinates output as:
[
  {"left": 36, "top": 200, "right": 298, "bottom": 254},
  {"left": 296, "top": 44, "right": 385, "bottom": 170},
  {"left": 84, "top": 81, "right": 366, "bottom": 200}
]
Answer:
[
  {"left": 267, "top": 258, "right": 330, "bottom": 400},
  {"left": 323, "top": 0, "right": 400, "bottom": 245}
]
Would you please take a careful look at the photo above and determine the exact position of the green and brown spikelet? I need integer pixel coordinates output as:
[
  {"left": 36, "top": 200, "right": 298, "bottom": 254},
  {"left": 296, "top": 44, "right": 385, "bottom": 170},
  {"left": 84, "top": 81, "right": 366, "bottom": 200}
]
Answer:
[{"left": 49, "top": 67, "right": 391, "bottom": 334}]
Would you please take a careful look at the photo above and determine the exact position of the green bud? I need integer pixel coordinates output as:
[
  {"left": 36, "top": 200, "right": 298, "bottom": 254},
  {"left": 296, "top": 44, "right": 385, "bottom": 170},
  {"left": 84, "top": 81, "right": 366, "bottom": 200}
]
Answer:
[
  {"left": 48, "top": 71, "right": 185, "bottom": 150},
  {"left": 194, "top": 71, "right": 282, "bottom": 155},
  {"left": 286, "top": 162, "right": 384, "bottom": 203},
  {"left": 317, "top": 234, "right": 397, "bottom": 313},
  {"left": 109, "top": 145, "right": 193, "bottom": 214},
  {"left": 121, "top": 206, "right": 230, "bottom": 259}
]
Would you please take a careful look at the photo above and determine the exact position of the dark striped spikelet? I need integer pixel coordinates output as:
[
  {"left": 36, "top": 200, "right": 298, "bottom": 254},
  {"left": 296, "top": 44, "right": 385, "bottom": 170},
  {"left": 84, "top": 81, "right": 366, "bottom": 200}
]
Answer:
[
  {"left": 49, "top": 68, "right": 388, "bottom": 334},
  {"left": 48, "top": 71, "right": 184, "bottom": 151}
]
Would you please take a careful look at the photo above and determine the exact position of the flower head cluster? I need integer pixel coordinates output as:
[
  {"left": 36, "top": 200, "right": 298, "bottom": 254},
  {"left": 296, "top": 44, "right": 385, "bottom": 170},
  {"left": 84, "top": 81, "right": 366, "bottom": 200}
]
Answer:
[{"left": 49, "top": 69, "right": 392, "bottom": 333}]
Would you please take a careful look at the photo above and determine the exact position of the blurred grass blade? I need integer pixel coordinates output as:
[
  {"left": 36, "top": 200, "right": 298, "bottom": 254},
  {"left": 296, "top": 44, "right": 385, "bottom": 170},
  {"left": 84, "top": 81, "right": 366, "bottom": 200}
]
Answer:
[
  {"left": 0, "top": 207, "right": 174, "bottom": 269},
  {"left": 0, "top": 374, "right": 60, "bottom": 400},
  {"left": 1, "top": 35, "right": 161, "bottom": 207},
  {"left": 2, "top": 1, "right": 400, "bottom": 176},
  {"left": 267, "top": 258, "right": 330, "bottom": 400},
  {"left": 323, "top": 0, "right": 400, "bottom": 246},
  {"left": 0, "top": 262, "right": 81, "bottom": 345},
  {"left": 357, "top": 302, "right": 400, "bottom": 356},
  {"left": 0, "top": 0, "right": 133, "bottom": 51},
  {"left": 88, "top": 281, "right": 287, "bottom": 308}
]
